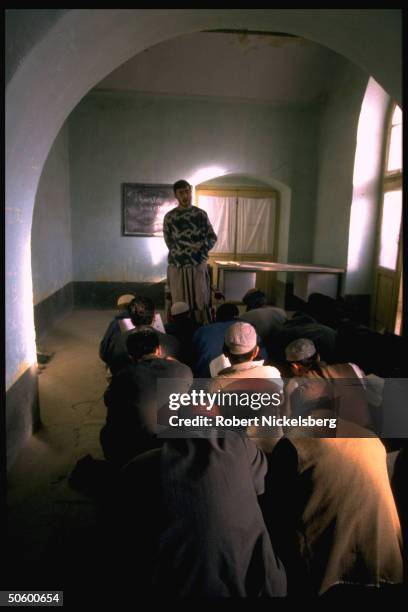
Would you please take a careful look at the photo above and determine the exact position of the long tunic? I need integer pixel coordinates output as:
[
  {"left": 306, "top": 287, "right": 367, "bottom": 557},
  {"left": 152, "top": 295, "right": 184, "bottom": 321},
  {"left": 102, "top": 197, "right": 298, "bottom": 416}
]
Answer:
[{"left": 265, "top": 429, "right": 403, "bottom": 595}]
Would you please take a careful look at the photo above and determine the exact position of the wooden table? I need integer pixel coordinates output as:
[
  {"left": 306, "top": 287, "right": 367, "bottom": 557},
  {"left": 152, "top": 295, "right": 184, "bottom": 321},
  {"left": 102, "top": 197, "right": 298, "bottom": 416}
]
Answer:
[{"left": 214, "top": 260, "right": 344, "bottom": 303}]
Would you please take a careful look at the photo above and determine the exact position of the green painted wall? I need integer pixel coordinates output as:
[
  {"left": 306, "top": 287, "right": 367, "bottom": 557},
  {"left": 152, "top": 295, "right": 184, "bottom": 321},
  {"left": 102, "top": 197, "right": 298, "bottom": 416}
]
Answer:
[
  {"left": 31, "top": 123, "right": 73, "bottom": 306},
  {"left": 69, "top": 90, "right": 320, "bottom": 282}
]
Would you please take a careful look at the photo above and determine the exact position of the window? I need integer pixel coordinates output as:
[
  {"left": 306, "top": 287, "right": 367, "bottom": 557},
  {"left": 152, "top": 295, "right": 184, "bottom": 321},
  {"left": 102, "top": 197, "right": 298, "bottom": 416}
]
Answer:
[
  {"left": 196, "top": 188, "right": 279, "bottom": 258},
  {"left": 373, "top": 104, "right": 403, "bottom": 334},
  {"left": 378, "top": 189, "right": 402, "bottom": 270},
  {"left": 382, "top": 105, "right": 402, "bottom": 280},
  {"left": 387, "top": 105, "right": 402, "bottom": 173}
]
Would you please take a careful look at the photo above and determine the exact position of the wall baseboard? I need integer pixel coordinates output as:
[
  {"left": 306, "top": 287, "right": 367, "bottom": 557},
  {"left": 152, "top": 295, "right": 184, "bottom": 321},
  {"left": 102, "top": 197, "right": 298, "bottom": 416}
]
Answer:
[
  {"left": 33, "top": 280, "right": 166, "bottom": 339},
  {"left": 13, "top": 280, "right": 165, "bottom": 469},
  {"left": 6, "top": 364, "right": 39, "bottom": 471},
  {"left": 34, "top": 282, "right": 74, "bottom": 341},
  {"left": 73, "top": 281, "right": 166, "bottom": 309}
]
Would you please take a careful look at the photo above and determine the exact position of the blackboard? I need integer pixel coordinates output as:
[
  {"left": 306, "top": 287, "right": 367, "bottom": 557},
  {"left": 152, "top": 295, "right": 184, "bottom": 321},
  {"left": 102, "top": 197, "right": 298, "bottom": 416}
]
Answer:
[{"left": 122, "top": 183, "right": 177, "bottom": 236}]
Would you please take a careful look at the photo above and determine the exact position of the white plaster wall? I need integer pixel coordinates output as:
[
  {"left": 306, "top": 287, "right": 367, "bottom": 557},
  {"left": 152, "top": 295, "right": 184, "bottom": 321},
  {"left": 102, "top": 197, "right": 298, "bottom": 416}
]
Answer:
[
  {"left": 313, "top": 62, "right": 368, "bottom": 276},
  {"left": 31, "top": 123, "right": 73, "bottom": 305},
  {"left": 69, "top": 90, "right": 319, "bottom": 282},
  {"left": 5, "top": 9, "right": 69, "bottom": 85},
  {"left": 345, "top": 78, "right": 391, "bottom": 294},
  {"left": 97, "top": 31, "right": 343, "bottom": 105}
]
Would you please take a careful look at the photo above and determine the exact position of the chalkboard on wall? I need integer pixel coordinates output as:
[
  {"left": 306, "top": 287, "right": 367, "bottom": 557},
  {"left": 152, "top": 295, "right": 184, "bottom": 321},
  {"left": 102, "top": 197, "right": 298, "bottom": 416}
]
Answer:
[{"left": 122, "top": 183, "right": 177, "bottom": 236}]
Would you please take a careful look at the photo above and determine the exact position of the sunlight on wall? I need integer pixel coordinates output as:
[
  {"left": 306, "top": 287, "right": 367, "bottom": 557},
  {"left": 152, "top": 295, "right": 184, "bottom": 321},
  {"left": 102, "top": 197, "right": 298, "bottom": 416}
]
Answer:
[
  {"left": 22, "top": 237, "right": 38, "bottom": 366},
  {"left": 347, "top": 196, "right": 371, "bottom": 274},
  {"left": 187, "top": 166, "right": 227, "bottom": 192},
  {"left": 346, "top": 78, "right": 388, "bottom": 284},
  {"left": 147, "top": 237, "right": 168, "bottom": 269}
]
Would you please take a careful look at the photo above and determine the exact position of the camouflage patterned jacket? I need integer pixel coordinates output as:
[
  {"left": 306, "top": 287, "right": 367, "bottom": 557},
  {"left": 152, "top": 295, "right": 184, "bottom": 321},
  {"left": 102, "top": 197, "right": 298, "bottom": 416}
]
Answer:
[{"left": 163, "top": 205, "right": 217, "bottom": 267}]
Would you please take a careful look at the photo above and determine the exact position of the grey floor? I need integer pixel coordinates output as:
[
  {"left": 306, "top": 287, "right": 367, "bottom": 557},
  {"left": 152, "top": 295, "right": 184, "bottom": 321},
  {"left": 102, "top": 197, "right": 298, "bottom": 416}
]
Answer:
[{"left": 6, "top": 309, "right": 128, "bottom": 593}]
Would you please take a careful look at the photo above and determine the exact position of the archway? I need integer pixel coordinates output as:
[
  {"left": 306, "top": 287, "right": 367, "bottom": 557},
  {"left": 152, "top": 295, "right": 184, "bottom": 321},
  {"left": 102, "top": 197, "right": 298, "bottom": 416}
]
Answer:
[{"left": 6, "top": 9, "right": 402, "bottom": 466}]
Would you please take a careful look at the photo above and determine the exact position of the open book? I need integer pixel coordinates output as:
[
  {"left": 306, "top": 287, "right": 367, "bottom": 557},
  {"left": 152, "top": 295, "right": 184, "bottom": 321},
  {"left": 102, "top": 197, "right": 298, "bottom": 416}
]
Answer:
[
  {"left": 209, "top": 354, "right": 231, "bottom": 377},
  {"left": 118, "top": 313, "right": 165, "bottom": 334}
]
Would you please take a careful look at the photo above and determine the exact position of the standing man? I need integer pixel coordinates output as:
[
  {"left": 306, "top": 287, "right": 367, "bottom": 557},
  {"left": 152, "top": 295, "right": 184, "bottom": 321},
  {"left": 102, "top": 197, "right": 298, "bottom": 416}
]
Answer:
[{"left": 163, "top": 179, "right": 217, "bottom": 323}]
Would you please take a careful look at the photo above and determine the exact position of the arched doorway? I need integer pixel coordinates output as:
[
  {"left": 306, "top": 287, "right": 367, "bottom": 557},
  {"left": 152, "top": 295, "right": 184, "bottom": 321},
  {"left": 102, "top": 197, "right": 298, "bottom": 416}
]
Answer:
[
  {"left": 6, "top": 9, "right": 402, "bottom": 466},
  {"left": 194, "top": 172, "right": 291, "bottom": 306}
]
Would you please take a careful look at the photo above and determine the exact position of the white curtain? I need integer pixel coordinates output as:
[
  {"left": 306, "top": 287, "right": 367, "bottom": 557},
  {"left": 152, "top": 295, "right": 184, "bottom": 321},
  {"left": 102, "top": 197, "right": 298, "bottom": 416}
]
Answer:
[
  {"left": 236, "top": 197, "right": 276, "bottom": 254},
  {"left": 198, "top": 195, "right": 236, "bottom": 253},
  {"left": 198, "top": 194, "right": 276, "bottom": 254}
]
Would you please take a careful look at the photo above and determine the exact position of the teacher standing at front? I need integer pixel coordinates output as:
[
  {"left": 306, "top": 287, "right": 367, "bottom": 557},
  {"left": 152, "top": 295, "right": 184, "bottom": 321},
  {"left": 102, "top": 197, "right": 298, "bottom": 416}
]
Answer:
[{"left": 163, "top": 179, "right": 217, "bottom": 323}]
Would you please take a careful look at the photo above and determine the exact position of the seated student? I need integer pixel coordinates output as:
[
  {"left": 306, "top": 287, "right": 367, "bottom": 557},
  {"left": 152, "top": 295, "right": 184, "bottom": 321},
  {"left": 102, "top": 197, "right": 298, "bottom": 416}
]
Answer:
[
  {"left": 239, "top": 288, "right": 287, "bottom": 343},
  {"left": 391, "top": 443, "right": 408, "bottom": 579},
  {"left": 209, "top": 321, "right": 284, "bottom": 450},
  {"left": 212, "top": 321, "right": 282, "bottom": 387},
  {"left": 337, "top": 322, "right": 408, "bottom": 379},
  {"left": 203, "top": 321, "right": 283, "bottom": 447},
  {"left": 114, "top": 429, "right": 287, "bottom": 598},
  {"left": 283, "top": 338, "right": 373, "bottom": 431},
  {"left": 192, "top": 303, "right": 268, "bottom": 378},
  {"left": 264, "top": 420, "right": 403, "bottom": 596},
  {"left": 270, "top": 312, "right": 338, "bottom": 366},
  {"left": 100, "top": 328, "right": 193, "bottom": 468},
  {"left": 192, "top": 303, "right": 240, "bottom": 378},
  {"left": 99, "top": 294, "right": 135, "bottom": 364},
  {"left": 105, "top": 295, "right": 182, "bottom": 375},
  {"left": 164, "top": 301, "right": 200, "bottom": 367},
  {"left": 307, "top": 292, "right": 349, "bottom": 330}
]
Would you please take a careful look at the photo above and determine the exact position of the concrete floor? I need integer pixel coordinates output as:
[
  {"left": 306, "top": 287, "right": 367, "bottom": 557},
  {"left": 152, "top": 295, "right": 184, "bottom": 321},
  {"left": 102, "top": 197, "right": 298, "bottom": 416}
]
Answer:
[{"left": 6, "top": 309, "right": 126, "bottom": 594}]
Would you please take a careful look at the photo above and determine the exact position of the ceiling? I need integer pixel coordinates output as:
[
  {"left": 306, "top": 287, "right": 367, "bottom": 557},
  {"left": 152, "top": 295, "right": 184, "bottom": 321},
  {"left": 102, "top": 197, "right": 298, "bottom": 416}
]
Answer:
[{"left": 95, "top": 31, "right": 348, "bottom": 105}]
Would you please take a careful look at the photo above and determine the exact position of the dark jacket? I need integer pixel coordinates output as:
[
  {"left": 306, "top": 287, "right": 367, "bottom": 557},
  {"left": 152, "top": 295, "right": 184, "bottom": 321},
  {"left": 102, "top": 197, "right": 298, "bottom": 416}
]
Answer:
[
  {"left": 99, "top": 310, "right": 129, "bottom": 363},
  {"left": 165, "top": 317, "right": 200, "bottom": 367},
  {"left": 105, "top": 327, "right": 182, "bottom": 375},
  {"left": 117, "top": 431, "right": 287, "bottom": 597},
  {"left": 270, "top": 314, "right": 337, "bottom": 364},
  {"left": 101, "top": 356, "right": 193, "bottom": 467}
]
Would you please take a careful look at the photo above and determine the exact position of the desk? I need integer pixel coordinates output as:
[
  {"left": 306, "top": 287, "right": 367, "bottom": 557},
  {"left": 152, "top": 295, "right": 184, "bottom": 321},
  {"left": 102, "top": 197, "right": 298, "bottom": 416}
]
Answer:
[{"left": 214, "top": 260, "right": 344, "bottom": 303}]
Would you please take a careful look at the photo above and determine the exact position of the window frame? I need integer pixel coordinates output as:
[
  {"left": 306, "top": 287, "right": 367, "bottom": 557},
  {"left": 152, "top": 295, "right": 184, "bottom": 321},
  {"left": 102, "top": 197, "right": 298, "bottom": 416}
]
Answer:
[{"left": 372, "top": 102, "right": 403, "bottom": 334}]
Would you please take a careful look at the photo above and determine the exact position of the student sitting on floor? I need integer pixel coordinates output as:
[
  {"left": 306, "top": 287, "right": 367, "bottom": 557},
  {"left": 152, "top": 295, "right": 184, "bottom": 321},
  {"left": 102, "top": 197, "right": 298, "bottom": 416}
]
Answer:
[
  {"left": 239, "top": 288, "right": 287, "bottom": 345},
  {"left": 113, "top": 429, "right": 287, "bottom": 598},
  {"left": 99, "top": 293, "right": 135, "bottom": 364},
  {"left": 283, "top": 337, "right": 373, "bottom": 431},
  {"left": 192, "top": 303, "right": 240, "bottom": 378},
  {"left": 270, "top": 312, "right": 338, "bottom": 367},
  {"left": 104, "top": 295, "right": 182, "bottom": 375},
  {"left": 209, "top": 321, "right": 284, "bottom": 451},
  {"left": 192, "top": 303, "right": 268, "bottom": 378},
  {"left": 164, "top": 301, "right": 200, "bottom": 367},
  {"left": 100, "top": 328, "right": 192, "bottom": 468},
  {"left": 264, "top": 418, "right": 403, "bottom": 597},
  {"left": 212, "top": 321, "right": 282, "bottom": 389}
]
